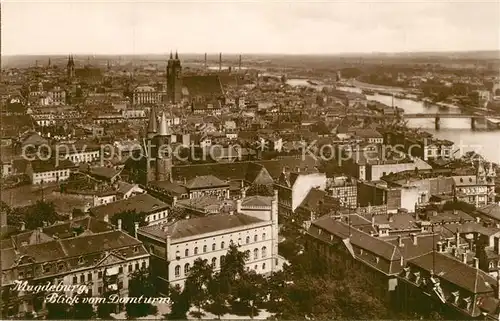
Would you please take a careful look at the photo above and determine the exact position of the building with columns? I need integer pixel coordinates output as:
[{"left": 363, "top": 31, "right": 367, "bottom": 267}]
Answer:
[{"left": 137, "top": 191, "right": 281, "bottom": 290}]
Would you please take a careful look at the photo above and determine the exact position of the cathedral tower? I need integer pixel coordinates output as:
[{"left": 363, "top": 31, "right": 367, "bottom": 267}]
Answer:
[
  {"left": 67, "top": 55, "right": 75, "bottom": 79},
  {"left": 166, "top": 51, "right": 182, "bottom": 103}
]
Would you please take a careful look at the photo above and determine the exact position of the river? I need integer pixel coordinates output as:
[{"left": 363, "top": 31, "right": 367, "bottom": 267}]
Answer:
[{"left": 337, "top": 86, "right": 500, "bottom": 163}]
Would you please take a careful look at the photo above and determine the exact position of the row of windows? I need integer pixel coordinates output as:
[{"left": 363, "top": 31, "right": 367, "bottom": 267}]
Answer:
[
  {"left": 71, "top": 261, "right": 146, "bottom": 284},
  {"left": 148, "top": 211, "right": 167, "bottom": 222},
  {"left": 34, "top": 170, "right": 69, "bottom": 178},
  {"left": 174, "top": 257, "right": 268, "bottom": 278},
  {"left": 179, "top": 234, "right": 267, "bottom": 258}
]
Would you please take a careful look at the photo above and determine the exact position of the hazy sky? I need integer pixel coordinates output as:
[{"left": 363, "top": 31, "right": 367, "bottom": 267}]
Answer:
[{"left": 2, "top": 0, "right": 499, "bottom": 55}]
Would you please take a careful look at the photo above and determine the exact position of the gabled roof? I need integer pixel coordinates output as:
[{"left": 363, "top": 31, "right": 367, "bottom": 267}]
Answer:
[
  {"left": 139, "top": 213, "right": 265, "bottom": 241},
  {"left": 409, "top": 252, "right": 496, "bottom": 294},
  {"left": 89, "top": 193, "right": 168, "bottom": 220},
  {"left": 185, "top": 175, "right": 229, "bottom": 189},
  {"left": 241, "top": 195, "right": 273, "bottom": 208}
]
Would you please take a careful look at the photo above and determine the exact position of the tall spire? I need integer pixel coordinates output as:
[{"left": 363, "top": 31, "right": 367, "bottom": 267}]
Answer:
[
  {"left": 147, "top": 107, "right": 158, "bottom": 134},
  {"left": 175, "top": 51, "right": 179, "bottom": 60},
  {"left": 158, "top": 112, "right": 171, "bottom": 136},
  {"left": 170, "top": 51, "right": 173, "bottom": 60}
]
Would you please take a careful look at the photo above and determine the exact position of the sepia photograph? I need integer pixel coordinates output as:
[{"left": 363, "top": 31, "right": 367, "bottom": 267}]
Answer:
[{"left": 1, "top": 0, "right": 500, "bottom": 319}]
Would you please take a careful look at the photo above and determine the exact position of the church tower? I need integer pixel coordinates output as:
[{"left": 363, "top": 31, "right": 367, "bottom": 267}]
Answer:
[
  {"left": 145, "top": 108, "right": 173, "bottom": 184},
  {"left": 476, "top": 159, "right": 487, "bottom": 184},
  {"left": 67, "top": 55, "right": 75, "bottom": 79},
  {"left": 166, "top": 51, "right": 182, "bottom": 103},
  {"left": 155, "top": 112, "right": 173, "bottom": 182}
]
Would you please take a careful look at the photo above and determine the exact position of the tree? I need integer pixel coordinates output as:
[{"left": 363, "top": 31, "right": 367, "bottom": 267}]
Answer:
[
  {"left": 442, "top": 200, "right": 476, "bottom": 213},
  {"left": 184, "top": 259, "right": 213, "bottom": 319},
  {"left": 46, "top": 302, "right": 71, "bottom": 319},
  {"left": 166, "top": 285, "right": 190, "bottom": 320},
  {"left": 10, "top": 201, "right": 60, "bottom": 230},
  {"left": 126, "top": 267, "right": 158, "bottom": 318},
  {"left": 110, "top": 210, "right": 147, "bottom": 237},
  {"left": 232, "top": 271, "right": 266, "bottom": 318},
  {"left": 169, "top": 206, "right": 189, "bottom": 222},
  {"left": 71, "top": 292, "right": 95, "bottom": 319},
  {"left": 245, "top": 185, "right": 274, "bottom": 197},
  {"left": 205, "top": 272, "right": 230, "bottom": 319}
]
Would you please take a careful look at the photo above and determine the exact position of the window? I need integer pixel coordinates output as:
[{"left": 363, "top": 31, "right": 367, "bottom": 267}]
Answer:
[
  {"left": 88, "top": 273, "right": 92, "bottom": 281},
  {"left": 203, "top": 245, "right": 207, "bottom": 253},
  {"left": 78, "top": 257, "right": 84, "bottom": 265},
  {"left": 212, "top": 243, "right": 216, "bottom": 251},
  {"left": 119, "top": 266, "right": 123, "bottom": 274},
  {"left": 73, "top": 276, "right": 77, "bottom": 284},
  {"left": 254, "top": 248, "right": 259, "bottom": 260},
  {"left": 254, "top": 235, "right": 258, "bottom": 242},
  {"left": 185, "top": 249, "right": 189, "bottom": 257},
  {"left": 262, "top": 246, "right": 267, "bottom": 258},
  {"left": 142, "top": 261, "right": 146, "bottom": 269},
  {"left": 221, "top": 255, "right": 225, "bottom": 265},
  {"left": 128, "top": 264, "right": 132, "bottom": 272},
  {"left": 262, "top": 233, "right": 266, "bottom": 240},
  {"left": 212, "top": 257, "right": 217, "bottom": 268},
  {"left": 98, "top": 271, "right": 103, "bottom": 279},
  {"left": 246, "top": 236, "right": 250, "bottom": 244},
  {"left": 184, "top": 263, "right": 190, "bottom": 275},
  {"left": 254, "top": 265, "right": 258, "bottom": 270},
  {"left": 98, "top": 286, "right": 102, "bottom": 294},
  {"left": 221, "top": 241, "right": 225, "bottom": 249},
  {"left": 194, "top": 247, "right": 198, "bottom": 255},
  {"left": 262, "top": 263, "right": 266, "bottom": 270},
  {"left": 135, "top": 263, "right": 139, "bottom": 270},
  {"left": 245, "top": 250, "right": 250, "bottom": 261},
  {"left": 175, "top": 265, "right": 180, "bottom": 278}
]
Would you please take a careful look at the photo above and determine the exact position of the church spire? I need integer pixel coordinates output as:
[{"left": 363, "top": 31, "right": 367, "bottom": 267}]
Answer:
[
  {"left": 170, "top": 51, "right": 173, "bottom": 60},
  {"left": 175, "top": 51, "right": 179, "bottom": 60},
  {"left": 158, "top": 112, "right": 171, "bottom": 136},
  {"left": 147, "top": 107, "right": 158, "bottom": 135}
]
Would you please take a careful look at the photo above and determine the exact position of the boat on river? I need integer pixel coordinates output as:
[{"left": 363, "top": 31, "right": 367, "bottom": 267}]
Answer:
[{"left": 362, "top": 89, "right": 376, "bottom": 95}]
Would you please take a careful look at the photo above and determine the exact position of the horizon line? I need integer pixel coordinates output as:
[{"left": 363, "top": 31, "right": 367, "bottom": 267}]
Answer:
[{"left": 3, "top": 49, "right": 500, "bottom": 57}]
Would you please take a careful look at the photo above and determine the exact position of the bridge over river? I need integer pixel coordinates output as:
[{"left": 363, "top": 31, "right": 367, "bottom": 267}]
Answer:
[{"left": 403, "top": 113, "right": 500, "bottom": 129}]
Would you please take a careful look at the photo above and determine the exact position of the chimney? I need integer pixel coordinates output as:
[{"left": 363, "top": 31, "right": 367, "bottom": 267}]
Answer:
[
  {"left": 104, "top": 214, "right": 109, "bottom": 223},
  {"left": 371, "top": 214, "right": 375, "bottom": 227},
  {"left": 455, "top": 229, "right": 460, "bottom": 248},
  {"left": 437, "top": 241, "right": 443, "bottom": 252},
  {"left": 475, "top": 217, "right": 480, "bottom": 223},
  {"left": 411, "top": 233, "right": 418, "bottom": 245},
  {"left": 69, "top": 211, "right": 73, "bottom": 221},
  {"left": 219, "top": 52, "right": 222, "bottom": 71},
  {"left": 172, "top": 196, "right": 177, "bottom": 207},
  {"left": 134, "top": 222, "right": 139, "bottom": 239},
  {"left": 241, "top": 188, "right": 246, "bottom": 199},
  {"left": 453, "top": 209, "right": 458, "bottom": 215},
  {"left": 118, "top": 219, "right": 122, "bottom": 231},
  {"left": 461, "top": 252, "right": 467, "bottom": 264},
  {"left": 20, "top": 221, "right": 26, "bottom": 231},
  {"left": 274, "top": 189, "right": 279, "bottom": 203},
  {"left": 397, "top": 235, "right": 404, "bottom": 247},
  {"left": 473, "top": 257, "right": 479, "bottom": 269},
  {"left": 236, "top": 199, "right": 242, "bottom": 213},
  {"left": 388, "top": 213, "right": 394, "bottom": 223},
  {"left": 204, "top": 52, "right": 207, "bottom": 70}
]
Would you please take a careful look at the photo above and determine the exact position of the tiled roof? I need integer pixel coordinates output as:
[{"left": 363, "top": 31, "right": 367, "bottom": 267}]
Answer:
[
  {"left": 185, "top": 175, "right": 229, "bottom": 189},
  {"left": 149, "top": 181, "right": 188, "bottom": 196},
  {"left": 89, "top": 193, "right": 168, "bottom": 220},
  {"left": 182, "top": 75, "right": 223, "bottom": 98},
  {"left": 311, "top": 216, "right": 401, "bottom": 262},
  {"left": 241, "top": 195, "right": 273, "bottom": 207},
  {"left": 140, "top": 213, "right": 265, "bottom": 240},
  {"left": 409, "top": 252, "right": 496, "bottom": 294},
  {"left": 30, "top": 159, "right": 75, "bottom": 173}
]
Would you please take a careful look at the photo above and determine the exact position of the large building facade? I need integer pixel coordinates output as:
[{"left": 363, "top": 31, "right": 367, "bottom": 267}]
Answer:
[{"left": 137, "top": 192, "right": 281, "bottom": 290}]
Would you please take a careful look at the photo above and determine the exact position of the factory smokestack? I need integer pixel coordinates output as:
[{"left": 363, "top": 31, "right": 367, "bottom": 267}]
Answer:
[
  {"left": 219, "top": 52, "right": 222, "bottom": 71},
  {"left": 239, "top": 54, "right": 242, "bottom": 70},
  {"left": 204, "top": 53, "right": 207, "bottom": 70}
]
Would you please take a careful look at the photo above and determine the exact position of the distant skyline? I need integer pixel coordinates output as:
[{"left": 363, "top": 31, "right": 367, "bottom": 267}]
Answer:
[{"left": 2, "top": 0, "right": 499, "bottom": 55}]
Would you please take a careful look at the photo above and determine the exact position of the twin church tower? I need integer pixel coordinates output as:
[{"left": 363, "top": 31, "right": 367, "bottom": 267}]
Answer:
[{"left": 166, "top": 51, "right": 182, "bottom": 104}]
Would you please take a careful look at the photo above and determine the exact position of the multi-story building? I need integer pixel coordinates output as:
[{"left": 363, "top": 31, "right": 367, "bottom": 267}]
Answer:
[
  {"left": 26, "top": 159, "right": 75, "bottom": 185},
  {"left": 137, "top": 192, "right": 280, "bottom": 290},
  {"left": 89, "top": 193, "right": 169, "bottom": 226},
  {"left": 0, "top": 216, "right": 149, "bottom": 318},
  {"left": 274, "top": 168, "right": 327, "bottom": 217},
  {"left": 453, "top": 162, "right": 496, "bottom": 206},
  {"left": 132, "top": 86, "right": 161, "bottom": 105},
  {"left": 327, "top": 176, "right": 357, "bottom": 209}
]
